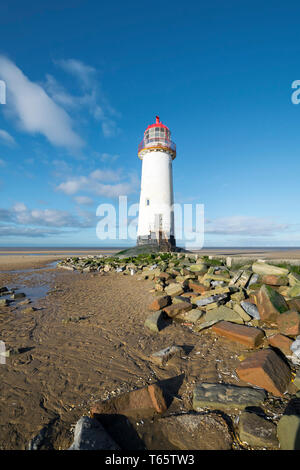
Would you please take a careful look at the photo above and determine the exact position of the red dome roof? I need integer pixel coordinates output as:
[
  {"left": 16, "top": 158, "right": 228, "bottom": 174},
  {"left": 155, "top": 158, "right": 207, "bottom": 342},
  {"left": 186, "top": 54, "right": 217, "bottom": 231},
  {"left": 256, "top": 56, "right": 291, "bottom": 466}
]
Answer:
[{"left": 145, "top": 116, "right": 169, "bottom": 131}]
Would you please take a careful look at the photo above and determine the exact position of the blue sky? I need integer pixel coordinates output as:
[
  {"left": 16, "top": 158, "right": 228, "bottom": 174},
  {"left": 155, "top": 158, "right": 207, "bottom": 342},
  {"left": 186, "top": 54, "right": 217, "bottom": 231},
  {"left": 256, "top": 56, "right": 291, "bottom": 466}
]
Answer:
[{"left": 0, "top": 0, "right": 300, "bottom": 247}]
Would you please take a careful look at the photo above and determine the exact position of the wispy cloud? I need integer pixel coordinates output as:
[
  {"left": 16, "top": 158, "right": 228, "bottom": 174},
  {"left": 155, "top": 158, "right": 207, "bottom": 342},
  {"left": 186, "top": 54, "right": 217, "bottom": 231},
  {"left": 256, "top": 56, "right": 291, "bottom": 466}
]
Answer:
[
  {"left": 205, "top": 216, "right": 291, "bottom": 237},
  {"left": 0, "top": 129, "right": 16, "bottom": 146},
  {"left": 56, "top": 168, "right": 138, "bottom": 198},
  {"left": 74, "top": 196, "right": 94, "bottom": 206},
  {"left": 50, "top": 58, "right": 120, "bottom": 137},
  {"left": 0, "top": 56, "right": 84, "bottom": 152}
]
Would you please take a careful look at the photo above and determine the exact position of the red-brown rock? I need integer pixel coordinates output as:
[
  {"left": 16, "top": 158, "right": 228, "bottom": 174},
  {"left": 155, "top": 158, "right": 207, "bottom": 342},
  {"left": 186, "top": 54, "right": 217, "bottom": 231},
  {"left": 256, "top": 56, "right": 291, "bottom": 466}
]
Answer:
[
  {"left": 148, "top": 295, "right": 171, "bottom": 311},
  {"left": 256, "top": 285, "right": 289, "bottom": 322},
  {"left": 261, "top": 275, "right": 289, "bottom": 286},
  {"left": 212, "top": 321, "right": 265, "bottom": 348},
  {"left": 268, "top": 334, "right": 293, "bottom": 357},
  {"left": 277, "top": 310, "right": 300, "bottom": 336},
  {"left": 90, "top": 384, "right": 167, "bottom": 419},
  {"left": 188, "top": 281, "right": 209, "bottom": 294},
  {"left": 288, "top": 298, "right": 300, "bottom": 312},
  {"left": 163, "top": 302, "right": 193, "bottom": 318},
  {"left": 236, "top": 349, "right": 291, "bottom": 397}
]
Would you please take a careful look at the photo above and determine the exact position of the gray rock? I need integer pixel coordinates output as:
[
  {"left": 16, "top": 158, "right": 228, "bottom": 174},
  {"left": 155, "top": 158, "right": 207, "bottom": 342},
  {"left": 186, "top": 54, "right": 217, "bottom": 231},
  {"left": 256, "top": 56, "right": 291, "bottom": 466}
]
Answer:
[
  {"left": 248, "top": 274, "right": 260, "bottom": 286},
  {"left": 11, "top": 292, "right": 26, "bottom": 299},
  {"left": 277, "top": 414, "right": 300, "bottom": 450},
  {"left": 240, "top": 301, "right": 260, "bottom": 320},
  {"left": 204, "top": 305, "right": 244, "bottom": 324},
  {"left": 69, "top": 416, "right": 119, "bottom": 450},
  {"left": 144, "top": 311, "right": 170, "bottom": 333},
  {"left": 195, "top": 293, "right": 228, "bottom": 307},
  {"left": 193, "top": 383, "right": 266, "bottom": 411},
  {"left": 238, "top": 411, "right": 278, "bottom": 448},
  {"left": 149, "top": 345, "right": 184, "bottom": 366}
]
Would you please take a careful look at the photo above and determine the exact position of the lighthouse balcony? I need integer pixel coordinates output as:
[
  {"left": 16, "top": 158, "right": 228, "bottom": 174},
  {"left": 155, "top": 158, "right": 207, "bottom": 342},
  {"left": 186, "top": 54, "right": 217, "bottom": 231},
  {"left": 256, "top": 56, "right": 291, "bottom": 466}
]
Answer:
[{"left": 138, "top": 137, "right": 176, "bottom": 159}]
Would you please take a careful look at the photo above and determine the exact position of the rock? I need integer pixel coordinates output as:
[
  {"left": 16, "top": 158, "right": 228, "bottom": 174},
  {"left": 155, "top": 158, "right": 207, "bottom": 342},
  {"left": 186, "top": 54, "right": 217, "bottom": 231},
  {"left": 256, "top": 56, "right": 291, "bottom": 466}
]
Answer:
[
  {"left": 188, "top": 280, "right": 208, "bottom": 294},
  {"left": 252, "top": 262, "right": 289, "bottom": 276},
  {"left": 149, "top": 345, "right": 184, "bottom": 366},
  {"left": 193, "top": 319, "right": 220, "bottom": 331},
  {"left": 293, "top": 369, "right": 300, "bottom": 390},
  {"left": 152, "top": 413, "right": 233, "bottom": 450},
  {"left": 172, "top": 295, "right": 191, "bottom": 304},
  {"left": 248, "top": 274, "right": 260, "bottom": 286},
  {"left": 238, "top": 411, "right": 278, "bottom": 448},
  {"left": 204, "top": 305, "right": 245, "bottom": 324},
  {"left": 236, "top": 271, "right": 253, "bottom": 288},
  {"left": 163, "top": 302, "right": 193, "bottom": 318},
  {"left": 229, "top": 270, "right": 243, "bottom": 286},
  {"left": 144, "top": 311, "right": 170, "bottom": 333},
  {"left": 288, "top": 284, "right": 300, "bottom": 298},
  {"left": 148, "top": 295, "right": 171, "bottom": 311},
  {"left": 195, "top": 293, "right": 228, "bottom": 307},
  {"left": 69, "top": 416, "right": 119, "bottom": 450},
  {"left": 0, "top": 299, "right": 9, "bottom": 307},
  {"left": 290, "top": 336, "right": 300, "bottom": 362},
  {"left": 261, "top": 275, "right": 289, "bottom": 286},
  {"left": 268, "top": 334, "right": 293, "bottom": 357},
  {"left": 277, "top": 415, "right": 300, "bottom": 450},
  {"left": 231, "top": 290, "right": 246, "bottom": 302},
  {"left": 193, "top": 382, "right": 266, "bottom": 411},
  {"left": 0, "top": 287, "right": 8, "bottom": 294},
  {"left": 240, "top": 301, "right": 260, "bottom": 320},
  {"left": 288, "top": 272, "right": 300, "bottom": 287},
  {"left": 233, "top": 303, "right": 252, "bottom": 322},
  {"left": 288, "top": 298, "right": 300, "bottom": 311},
  {"left": 256, "top": 285, "right": 289, "bottom": 323},
  {"left": 236, "top": 348, "right": 291, "bottom": 396},
  {"left": 90, "top": 383, "right": 167, "bottom": 419},
  {"left": 164, "top": 283, "right": 184, "bottom": 297},
  {"left": 11, "top": 292, "right": 26, "bottom": 299},
  {"left": 188, "top": 263, "right": 208, "bottom": 273},
  {"left": 277, "top": 310, "right": 300, "bottom": 336},
  {"left": 212, "top": 321, "right": 265, "bottom": 348},
  {"left": 175, "top": 309, "right": 203, "bottom": 323}
]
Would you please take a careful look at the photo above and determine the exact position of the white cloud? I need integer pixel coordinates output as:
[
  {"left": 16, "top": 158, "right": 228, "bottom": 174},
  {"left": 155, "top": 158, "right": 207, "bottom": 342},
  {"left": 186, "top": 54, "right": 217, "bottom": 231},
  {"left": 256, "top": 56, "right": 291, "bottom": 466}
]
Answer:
[
  {"left": 56, "top": 168, "right": 138, "bottom": 198},
  {"left": 0, "top": 129, "right": 16, "bottom": 146},
  {"left": 0, "top": 56, "right": 84, "bottom": 151},
  {"left": 205, "top": 216, "right": 290, "bottom": 237},
  {"left": 74, "top": 196, "right": 94, "bottom": 206}
]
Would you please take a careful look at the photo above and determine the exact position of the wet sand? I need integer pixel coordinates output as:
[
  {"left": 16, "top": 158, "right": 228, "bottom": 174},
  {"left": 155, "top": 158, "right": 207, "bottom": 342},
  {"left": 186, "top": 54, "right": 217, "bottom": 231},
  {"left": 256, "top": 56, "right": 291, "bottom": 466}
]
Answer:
[{"left": 0, "top": 250, "right": 296, "bottom": 450}]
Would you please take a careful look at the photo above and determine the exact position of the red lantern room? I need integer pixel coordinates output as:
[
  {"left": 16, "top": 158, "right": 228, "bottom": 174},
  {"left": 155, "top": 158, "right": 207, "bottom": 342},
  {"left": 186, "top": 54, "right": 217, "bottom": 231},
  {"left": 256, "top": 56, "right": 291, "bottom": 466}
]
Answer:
[{"left": 138, "top": 116, "right": 176, "bottom": 160}]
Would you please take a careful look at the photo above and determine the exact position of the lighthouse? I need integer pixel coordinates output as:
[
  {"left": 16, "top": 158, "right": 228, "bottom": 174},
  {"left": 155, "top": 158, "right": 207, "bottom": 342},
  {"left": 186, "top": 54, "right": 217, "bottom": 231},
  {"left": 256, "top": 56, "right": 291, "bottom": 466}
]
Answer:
[{"left": 137, "top": 116, "right": 176, "bottom": 251}]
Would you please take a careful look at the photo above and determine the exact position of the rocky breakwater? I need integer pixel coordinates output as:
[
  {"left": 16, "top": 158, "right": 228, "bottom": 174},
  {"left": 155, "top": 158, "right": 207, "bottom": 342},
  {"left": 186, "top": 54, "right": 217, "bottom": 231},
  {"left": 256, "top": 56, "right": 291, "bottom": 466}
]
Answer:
[{"left": 58, "top": 253, "right": 300, "bottom": 450}]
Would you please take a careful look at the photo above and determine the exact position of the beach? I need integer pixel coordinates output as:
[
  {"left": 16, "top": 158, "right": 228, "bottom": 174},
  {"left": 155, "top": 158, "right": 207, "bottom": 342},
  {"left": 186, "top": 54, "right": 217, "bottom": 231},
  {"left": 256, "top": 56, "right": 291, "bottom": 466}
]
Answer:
[{"left": 0, "top": 247, "right": 300, "bottom": 449}]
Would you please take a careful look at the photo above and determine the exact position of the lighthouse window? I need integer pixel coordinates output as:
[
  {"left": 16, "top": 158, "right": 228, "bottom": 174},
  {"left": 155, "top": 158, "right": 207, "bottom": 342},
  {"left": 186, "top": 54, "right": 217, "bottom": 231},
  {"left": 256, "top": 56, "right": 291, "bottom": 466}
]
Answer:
[{"left": 146, "top": 198, "right": 150, "bottom": 206}]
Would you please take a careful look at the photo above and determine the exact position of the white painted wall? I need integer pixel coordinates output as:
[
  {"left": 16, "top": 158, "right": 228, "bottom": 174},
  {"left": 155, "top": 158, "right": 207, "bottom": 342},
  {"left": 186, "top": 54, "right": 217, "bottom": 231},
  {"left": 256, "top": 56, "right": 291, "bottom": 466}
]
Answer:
[{"left": 137, "top": 150, "right": 175, "bottom": 238}]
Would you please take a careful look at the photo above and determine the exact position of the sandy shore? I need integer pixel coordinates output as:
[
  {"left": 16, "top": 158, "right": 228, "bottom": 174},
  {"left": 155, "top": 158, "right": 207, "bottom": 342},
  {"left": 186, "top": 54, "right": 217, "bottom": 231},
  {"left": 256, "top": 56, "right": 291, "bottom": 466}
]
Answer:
[
  {"left": 1, "top": 247, "right": 300, "bottom": 272},
  {"left": 0, "top": 249, "right": 297, "bottom": 449}
]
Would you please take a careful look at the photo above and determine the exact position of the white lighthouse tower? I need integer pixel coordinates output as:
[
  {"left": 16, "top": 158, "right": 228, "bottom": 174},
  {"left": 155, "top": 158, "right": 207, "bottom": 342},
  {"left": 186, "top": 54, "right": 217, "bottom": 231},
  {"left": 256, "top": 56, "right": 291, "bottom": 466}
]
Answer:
[{"left": 137, "top": 116, "right": 176, "bottom": 251}]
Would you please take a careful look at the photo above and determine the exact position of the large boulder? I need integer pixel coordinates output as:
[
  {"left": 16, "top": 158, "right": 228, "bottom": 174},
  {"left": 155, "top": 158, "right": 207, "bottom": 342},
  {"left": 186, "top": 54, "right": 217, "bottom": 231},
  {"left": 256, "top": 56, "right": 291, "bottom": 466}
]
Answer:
[
  {"left": 149, "top": 413, "right": 233, "bottom": 450},
  {"left": 256, "top": 285, "right": 289, "bottom": 322},
  {"left": 238, "top": 411, "right": 278, "bottom": 449},
  {"left": 236, "top": 348, "right": 291, "bottom": 396},
  {"left": 193, "top": 382, "right": 266, "bottom": 411},
  {"left": 252, "top": 262, "right": 289, "bottom": 276}
]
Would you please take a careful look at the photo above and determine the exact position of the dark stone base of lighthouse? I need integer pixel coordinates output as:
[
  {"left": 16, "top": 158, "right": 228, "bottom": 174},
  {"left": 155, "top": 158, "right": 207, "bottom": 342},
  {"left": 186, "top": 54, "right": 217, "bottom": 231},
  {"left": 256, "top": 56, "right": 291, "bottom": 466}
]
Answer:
[{"left": 137, "top": 232, "right": 176, "bottom": 252}]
